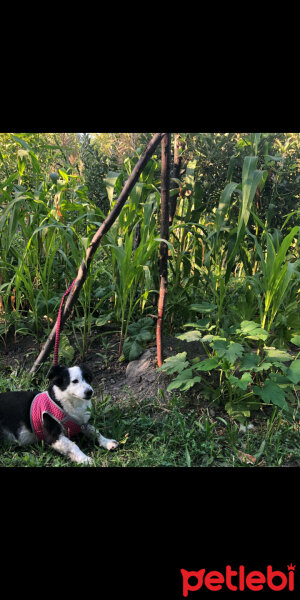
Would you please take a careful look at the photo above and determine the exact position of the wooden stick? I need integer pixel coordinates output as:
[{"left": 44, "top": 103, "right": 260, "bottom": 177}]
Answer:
[
  {"left": 156, "top": 133, "right": 171, "bottom": 367},
  {"left": 30, "top": 132, "right": 164, "bottom": 374},
  {"left": 169, "top": 133, "right": 182, "bottom": 224}
]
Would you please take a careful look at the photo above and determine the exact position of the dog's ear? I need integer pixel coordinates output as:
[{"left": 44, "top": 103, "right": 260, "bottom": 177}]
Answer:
[
  {"left": 47, "top": 365, "right": 65, "bottom": 382},
  {"left": 80, "top": 363, "right": 93, "bottom": 384}
]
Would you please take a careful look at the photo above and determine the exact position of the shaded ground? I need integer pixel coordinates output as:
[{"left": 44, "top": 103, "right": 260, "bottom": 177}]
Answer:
[
  {"left": 0, "top": 331, "right": 209, "bottom": 406},
  {"left": 1, "top": 331, "right": 300, "bottom": 467}
]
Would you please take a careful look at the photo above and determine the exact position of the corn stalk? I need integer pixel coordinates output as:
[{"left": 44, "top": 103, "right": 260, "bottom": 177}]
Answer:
[{"left": 30, "top": 132, "right": 165, "bottom": 374}]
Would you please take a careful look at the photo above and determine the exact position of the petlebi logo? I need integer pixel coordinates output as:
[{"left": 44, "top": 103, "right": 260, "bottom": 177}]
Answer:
[{"left": 180, "top": 564, "right": 296, "bottom": 593}]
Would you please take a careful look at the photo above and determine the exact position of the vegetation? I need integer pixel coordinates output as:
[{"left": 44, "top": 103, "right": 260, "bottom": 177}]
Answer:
[{"left": 0, "top": 132, "right": 300, "bottom": 466}]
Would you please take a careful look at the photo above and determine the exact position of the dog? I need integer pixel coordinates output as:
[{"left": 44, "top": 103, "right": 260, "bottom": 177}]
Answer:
[{"left": 0, "top": 364, "right": 118, "bottom": 465}]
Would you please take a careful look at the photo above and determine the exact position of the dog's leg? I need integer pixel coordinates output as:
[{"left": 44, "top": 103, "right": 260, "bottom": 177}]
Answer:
[
  {"left": 81, "top": 424, "right": 119, "bottom": 450},
  {"left": 51, "top": 433, "right": 93, "bottom": 464}
]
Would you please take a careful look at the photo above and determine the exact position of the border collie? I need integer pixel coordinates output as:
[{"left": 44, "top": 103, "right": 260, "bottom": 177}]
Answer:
[{"left": 0, "top": 364, "right": 118, "bottom": 465}]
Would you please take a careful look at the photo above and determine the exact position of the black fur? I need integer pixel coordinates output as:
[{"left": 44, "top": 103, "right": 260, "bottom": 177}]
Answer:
[
  {"left": 42, "top": 412, "right": 64, "bottom": 444},
  {"left": 0, "top": 390, "right": 38, "bottom": 440}
]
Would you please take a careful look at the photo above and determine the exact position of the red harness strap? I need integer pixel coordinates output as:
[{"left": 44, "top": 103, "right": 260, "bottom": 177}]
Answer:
[
  {"left": 30, "top": 391, "right": 82, "bottom": 441},
  {"left": 53, "top": 279, "right": 76, "bottom": 365}
]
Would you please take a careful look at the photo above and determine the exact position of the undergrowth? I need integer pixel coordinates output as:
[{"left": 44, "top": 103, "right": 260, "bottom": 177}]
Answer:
[{"left": 1, "top": 370, "right": 299, "bottom": 467}]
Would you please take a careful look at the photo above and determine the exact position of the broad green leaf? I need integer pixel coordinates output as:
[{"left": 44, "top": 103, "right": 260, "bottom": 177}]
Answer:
[
  {"left": 95, "top": 312, "right": 114, "bottom": 327},
  {"left": 238, "top": 320, "right": 269, "bottom": 341},
  {"left": 182, "top": 317, "right": 211, "bottom": 330},
  {"left": 157, "top": 352, "right": 189, "bottom": 374},
  {"left": 194, "top": 357, "right": 219, "bottom": 371},
  {"left": 211, "top": 339, "right": 244, "bottom": 363},
  {"left": 253, "top": 380, "right": 288, "bottom": 409},
  {"left": 239, "top": 353, "right": 260, "bottom": 371},
  {"left": 252, "top": 362, "right": 273, "bottom": 372},
  {"left": 123, "top": 339, "right": 143, "bottom": 361},
  {"left": 268, "top": 361, "right": 288, "bottom": 372},
  {"left": 264, "top": 347, "right": 292, "bottom": 362},
  {"left": 167, "top": 369, "right": 201, "bottom": 392},
  {"left": 176, "top": 330, "right": 203, "bottom": 342},
  {"left": 224, "top": 342, "right": 245, "bottom": 363},
  {"left": 290, "top": 335, "right": 300, "bottom": 347},
  {"left": 201, "top": 334, "right": 215, "bottom": 343},
  {"left": 127, "top": 317, "right": 153, "bottom": 335},
  {"left": 268, "top": 373, "right": 293, "bottom": 388},
  {"left": 172, "top": 368, "right": 195, "bottom": 381},
  {"left": 229, "top": 372, "right": 252, "bottom": 390},
  {"left": 136, "top": 329, "right": 153, "bottom": 343},
  {"left": 286, "top": 360, "right": 300, "bottom": 385},
  {"left": 190, "top": 302, "right": 217, "bottom": 313}
]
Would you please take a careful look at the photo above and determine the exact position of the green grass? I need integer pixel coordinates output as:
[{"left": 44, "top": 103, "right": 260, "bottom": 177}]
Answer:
[{"left": 1, "top": 376, "right": 300, "bottom": 467}]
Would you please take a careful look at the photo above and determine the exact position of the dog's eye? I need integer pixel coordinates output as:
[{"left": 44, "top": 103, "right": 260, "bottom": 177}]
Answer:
[{"left": 72, "top": 379, "right": 79, "bottom": 384}]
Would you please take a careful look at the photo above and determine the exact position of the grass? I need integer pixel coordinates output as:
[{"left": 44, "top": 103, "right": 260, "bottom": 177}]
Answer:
[{"left": 1, "top": 369, "right": 300, "bottom": 467}]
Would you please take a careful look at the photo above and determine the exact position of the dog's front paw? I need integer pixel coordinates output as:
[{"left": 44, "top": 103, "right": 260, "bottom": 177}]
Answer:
[
  {"left": 98, "top": 434, "right": 119, "bottom": 450},
  {"left": 83, "top": 455, "right": 94, "bottom": 464},
  {"left": 72, "top": 451, "right": 94, "bottom": 465},
  {"left": 106, "top": 439, "right": 119, "bottom": 450}
]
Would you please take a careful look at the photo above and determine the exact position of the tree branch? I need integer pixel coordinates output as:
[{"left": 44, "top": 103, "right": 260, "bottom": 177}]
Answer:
[{"left": 30, "top": 132, "right": 165, "bottom": 374}]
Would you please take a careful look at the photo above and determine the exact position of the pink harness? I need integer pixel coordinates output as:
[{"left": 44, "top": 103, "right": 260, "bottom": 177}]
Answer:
[{"left": 30, "top": 391, "right": 82, "bottom": 441}]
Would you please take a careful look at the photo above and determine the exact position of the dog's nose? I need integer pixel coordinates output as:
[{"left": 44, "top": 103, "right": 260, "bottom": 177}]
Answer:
[{"left": 85, "top": 388, "right": 93, "bottom": 399}]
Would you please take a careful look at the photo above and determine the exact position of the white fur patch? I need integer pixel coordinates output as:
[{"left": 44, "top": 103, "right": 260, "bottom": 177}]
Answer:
[
  {"left": 52, "top": 366, "right": 93, "bottom": 425},
  {"left": 99, "top": 434, "right": 119, "bottom": 450},
  {"left": 51, "top": 434, "right": 93, "bottom": 464}
]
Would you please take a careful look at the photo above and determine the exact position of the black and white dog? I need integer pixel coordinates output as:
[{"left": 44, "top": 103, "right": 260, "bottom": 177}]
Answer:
[{"left": 0, "top": 364, "right": 118, "bottom": 465}]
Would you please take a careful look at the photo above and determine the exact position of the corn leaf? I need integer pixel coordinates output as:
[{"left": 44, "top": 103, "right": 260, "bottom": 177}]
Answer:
[{"left": 215, "top": 181, "right": 239, "bottom": 238}]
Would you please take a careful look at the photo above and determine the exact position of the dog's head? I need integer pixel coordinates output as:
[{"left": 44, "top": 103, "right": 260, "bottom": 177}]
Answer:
[{"left": 48, "top": 364, "right": 94, "bottom": 405}]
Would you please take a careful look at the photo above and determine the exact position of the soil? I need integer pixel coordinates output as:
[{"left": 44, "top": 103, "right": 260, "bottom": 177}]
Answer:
[{"left": 0, "top": 331, "right": 209, "bottom": 407}]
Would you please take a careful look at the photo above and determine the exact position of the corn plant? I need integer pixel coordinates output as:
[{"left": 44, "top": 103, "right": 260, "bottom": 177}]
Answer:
[
  {"left": 190, "top": 156, "right": 266, "bottom": 332},
  {"left": 247, "top": 223, "right": 300, "bottom": 332},
  {"left": 103, "top": 195, "right": 161, "bottom": 355},
  {"left": 100, "top": 156, "right": 167, "bottom": 355},
  {"left": 0, "top": 141, "right": 100, "bottom": 345}
]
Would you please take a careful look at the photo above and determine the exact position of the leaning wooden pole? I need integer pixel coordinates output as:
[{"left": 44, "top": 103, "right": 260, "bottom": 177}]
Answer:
[
  {"left": 156, "top": 133, "right": 171, "bottom": 367},
  {"left": 30, "top": 132, "right": 164, "bottom": 375}
]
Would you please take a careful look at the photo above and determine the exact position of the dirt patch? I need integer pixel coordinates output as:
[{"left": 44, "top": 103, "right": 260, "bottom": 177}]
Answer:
[
  {"left": 0, "top": 332, "right": 208, "bottom": 406},
  {"left": 83, "top": 333, "right": 210, "bottom": 406}
]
